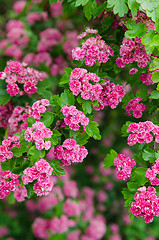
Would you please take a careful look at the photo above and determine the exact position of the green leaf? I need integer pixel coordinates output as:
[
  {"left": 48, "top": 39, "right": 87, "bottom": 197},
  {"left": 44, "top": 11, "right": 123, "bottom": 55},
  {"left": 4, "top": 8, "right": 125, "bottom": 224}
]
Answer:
[
  {"left": 82, "top": 101, "right": 92, "bottom": 114},
  {"left": 7, "top": 191, "right": 16, "bottom": 204},
  {"left": 128, "top": 0, "right": 139, "bottom": 18},
  {"left": 28, "top": 146, "right": 45, "bottom": 164},
  {"left": 136, "top": 0, "right": 158, "bottom": 13},
  {"left": 142, "top": 30, "right": 156, "bottom": 54},
  {"left": 50, "top": 95, "right": 60, "bottom": 107},
  {"left": 127, "top": 182, "right": 140, "bottom": 192},
  {"left": 0, "top": 81, "right": 11, "bottom": 105},
  {"left": 41, "top": 112, "right": 54, "bottom": 127},
  {"left": 59, "top": 68, "right": 72, "bottom": 85},
  {"left": 130, "top": 167, "right": 148, "bottom": 187},
  {"left": 142, "top": 148, "right": 156, "bottom": 162},
  {"left": 20, "top": 139, "right": 29, "bottom": 153},
  {"left": 149, "top": 58, "right": 159, "bottom": 71},
  {"left": 102, "top": 17, "right": 113, "bottom": 30},
  {"left": 49, "top": 0, "right": 58, "bottom": 3},
  {"left": 50, "top": 135, "right": 58, "bottom": 145},
  {"left": 26, "top": 182, "right": 35, "bottom": 198},
  {"left": 150, "top": 90, "right": 159, "bottom": 99},
  {"left": 49, "top": 234, "right": 66, "bottom": 240},
  {"left": 121, "top": 121, "right": 132, "bottom": 137},
  {"left": 156, "top": 19, "right": 159, "bottom": 33},
  {"left": 49, "top": 0, "right": 62, "bottom": 3},
  {"left": 50, "top": 160, "right": 65, "bottom": 176},
  {"left": 151, "top": 71, "right": 159, "bottom": 83},
  {"left": 13, "top": 160, "right": 30, "bottom": 174},
  {"left": 69, "top": 130, "right": 79, "bottom": 139},
  {"left": 125, "top": 20, "right": 147, "bottom": 38},
  {"left": 11, "top": 146, "right": 22, "bottom": 157},
  {"left": 75, "top": 0, "right": 89, "bottom": 6},
  {"left": 83, "top": 0, "right": 97, "bottom": 20},
  {"left": 107, "top": 0, "right": 128, "bottom": 17},
  {"left": 130, "top": 212, "right": 135, "bottom": 221},
  {"left": 85, "top": 120, "right": 101, "bottom": 140},
  {"left": 134, "top": 153, "right": 145, "bottom": 165},
  {"left": 155, "top": 150, "right": 159, "bottom": 159},
  {"left": 136, "top": 87, "right": 149, "bottom": 102},
  {"left": 104, "top": 149, "right": 118, "bottom": 169},
  {"left": 122, "top": 92, "right": 134, "bottom": 109},
  {"left": 59, "top": 89, "right": 75, "bottom": 107},
  {"left": 50, "top": 130, "right": 61, "bottom": 146},
  {"left": 135, "top": 167, "right": 147, "bottom": 175},
  {"left": 76, "top": 131, "right": 90, "bottom": 145},
  {"left": 37, "top": 88, "right": 52, "bottom": 100},
  {"left": 26, "top": 116, "right": 36, "bottom": 127},
  {"left": 1, "top": 158, "right": 16, "bottom": 171},
  {"left": 92, "top": 2, "right": 107, "bottom": 18},
  {"left": 122, "top": 188, "right": 135, "bottom": 207}
]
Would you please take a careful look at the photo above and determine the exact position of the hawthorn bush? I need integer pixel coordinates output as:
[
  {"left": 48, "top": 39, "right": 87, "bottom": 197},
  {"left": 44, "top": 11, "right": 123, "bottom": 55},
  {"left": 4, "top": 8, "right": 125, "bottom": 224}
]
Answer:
[{"left": 0, "top": 0, "right": 159, "bottom": 239}]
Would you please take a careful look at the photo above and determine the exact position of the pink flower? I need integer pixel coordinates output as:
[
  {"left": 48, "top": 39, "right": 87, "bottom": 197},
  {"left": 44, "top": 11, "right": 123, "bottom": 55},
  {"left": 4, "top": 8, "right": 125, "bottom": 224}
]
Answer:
[{"left": 7, "top": 83, "right": 19, "bottom": 96}]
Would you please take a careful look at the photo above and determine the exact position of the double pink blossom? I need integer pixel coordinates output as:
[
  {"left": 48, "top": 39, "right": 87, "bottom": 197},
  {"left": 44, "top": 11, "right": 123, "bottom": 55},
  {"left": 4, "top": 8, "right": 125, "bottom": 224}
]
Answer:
[
  {"left": 0, "top": 167, "right": 20, "bottom": 199},
  {"left": 0, "top": 136, "right": 20, "bottom": 163},
  {"left": 0, "top": 60, "right": 47, "bottom": 96},
  {"left": 130, "top": 186, "right": 159, "bottom": 223},
  {"left": 72, "top": 29, "right": 114, "bottom": 66},
  {"left": 116, "top": 37, "right": 151, "bottom": 69},
  {"left": 127, "top": 121, "right": 159, "bottom": 146},
  {"left": 145, "top": 158, "right": 159, "bottom": 185},
  {"left": 125, "top": 97, "right": 145, "bottom": 118},
  {"left": 24, "top": 122, "right": 52, "bottom": 150},
  {"left": 69, "top": 68, "right": 125, "bottom": 110},
  {"left": 22, "top": 158, "right": 53, "bottom": 196},
  {"left": 52, "top": 139, "right": 88, "bottom": 166},
  {"left": 61, "top": 105, "right": 89, "bottom": 131},
  {"left": 114, "top": 154, "right": 136, "bottom": 181}
]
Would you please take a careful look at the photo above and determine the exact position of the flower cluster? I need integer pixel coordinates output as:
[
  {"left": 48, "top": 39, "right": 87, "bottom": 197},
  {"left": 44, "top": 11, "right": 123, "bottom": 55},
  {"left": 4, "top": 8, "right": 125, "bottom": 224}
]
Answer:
[
  {"left": 145, "top": 159, "right": 159, "bottom": 185},
  {"left": 129, "top": 67, "right": 138, "bottom": 75},
  {"left": 8, "top": 106, "right": 29, "bottom": 136},
  {"left": 114, "top": 154, "right": 136, "bottom": 181},
  {"left": 116, "top": 37, "right": 151, "bottom": 68},
  {"left": 33, "top": 215, "right": 75, "bottom": 238},
  {"left": 69, "top": 68, "right": 125, "bottom": 110},
  {"left": 14, "top": 186, "right": 28, "bottom": 202},
  {"left": 72, "top": 29, "right": 114, "bottom": 66},
  {"left": 13, "top": 0, "right": 26, "bottom": 14},
  {"left": 0, "top": 60, "right": 48, "bottom": 96},
  {"left": 127, "top": 121, "right": 159, "bottom": 146},
  {"left": 0, "top": 136, "right": 20, "bottom": 163},
  {"left": 63, "top": 31, "right": 79, "bottom": 60},
  {"left": 0, "top": 20, "right": 29, "bottom": 60},
  {"left": 125, "top": 97, "right": 145, "bottom": 118},
  {"left": 22, "top": 159, "right": 53, "bottom": 196},
  {"left": 0, "top": 167, "right": 20, "bottom": 199},
  {"left": 50, "top": 56, "right": 68, "bottom": 76},
  {"left": 50, "top": 215, "right": 75, "bottom": 234},
  {"left": 130, "top": 186, "right": 159, "bottom": 223},
  {"left": 53, "top": 139, "right": 88, "bottom": 165},
  {"left": 94, "top": 78, "right": 125, "bottom": 110},
  {"left": 37, "top": 28, "right": 63, "bottom": 53},
  {"left": 29, "top": 170, "right": 106, "bottom": 240},
  {"left": 27, "top": 11, "right": 48, "bottom": 25},
  {"left": 7, "top": 99, "right": 50, "bottom": 136},
  {"left": 61, "top": 105, "right": 89, "bottom": 131},
  {"left": 140, "top": 69, "right": 158, "bottom": 85},
  {"left": 63, "top": 199, "right": 81, "bottom": 216},
  {"left": 29, "top": 99, "right": 50, "bottom": 121},
  {"left": 69, "top": 68, "right": 102, "bottom": 100},
  {"left": 24, "top": 122, "right": 52, "bottom": 150},
  {"left": 0, "top": 102, "right": 13, "bottom": 129}
]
